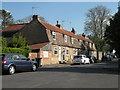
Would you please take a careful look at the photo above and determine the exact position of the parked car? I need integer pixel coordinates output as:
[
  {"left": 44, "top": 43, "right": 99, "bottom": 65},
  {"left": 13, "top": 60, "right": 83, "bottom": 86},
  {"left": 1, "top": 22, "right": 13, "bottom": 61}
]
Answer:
[
  {"left": 1, "top": 53, "right": 39, "bottom": 75},
  {"left": 102, "top": 54, "right": 113, "bottom": 61},
  {"left": 87, "top": 56, "right": 97, "bottom": 63},
  {"left": 73, "top": 55, "right": 90, "bottom": 64}
]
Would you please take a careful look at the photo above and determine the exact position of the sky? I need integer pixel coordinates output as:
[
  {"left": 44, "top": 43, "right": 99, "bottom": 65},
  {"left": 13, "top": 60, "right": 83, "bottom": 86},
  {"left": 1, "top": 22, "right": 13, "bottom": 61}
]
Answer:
[{"left": 2, "top": 2, "right": 118, "bottom": 34}]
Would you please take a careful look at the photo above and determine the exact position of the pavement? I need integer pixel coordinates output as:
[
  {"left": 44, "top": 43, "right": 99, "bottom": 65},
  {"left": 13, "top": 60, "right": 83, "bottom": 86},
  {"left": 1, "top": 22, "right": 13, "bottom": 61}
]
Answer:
[{"left": 42, "top": 58, "right": 119, "bottom": 72}]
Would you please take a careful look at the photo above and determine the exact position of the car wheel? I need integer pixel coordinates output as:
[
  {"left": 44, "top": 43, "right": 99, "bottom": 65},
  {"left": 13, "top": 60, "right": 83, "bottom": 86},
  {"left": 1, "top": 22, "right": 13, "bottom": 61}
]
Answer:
[
  {"left": 32, "top": 64, "right": 37, "bottom": 71},
  {"left": 8, "top": 66, "right": 15, "bottom": 75}
]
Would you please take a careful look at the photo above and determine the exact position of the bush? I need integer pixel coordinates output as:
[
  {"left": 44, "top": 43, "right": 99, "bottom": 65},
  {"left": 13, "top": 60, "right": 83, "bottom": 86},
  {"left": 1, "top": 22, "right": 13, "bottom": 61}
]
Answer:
[{"left": 1, "top": 47, "right": 30, "bottom": 56}]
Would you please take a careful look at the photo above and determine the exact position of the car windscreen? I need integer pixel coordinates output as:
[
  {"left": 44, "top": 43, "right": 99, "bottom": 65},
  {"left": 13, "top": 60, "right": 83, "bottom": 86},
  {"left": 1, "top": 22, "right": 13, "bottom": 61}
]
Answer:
[{"left": 74, "top": 56, "right": 82, "bottom": 58}]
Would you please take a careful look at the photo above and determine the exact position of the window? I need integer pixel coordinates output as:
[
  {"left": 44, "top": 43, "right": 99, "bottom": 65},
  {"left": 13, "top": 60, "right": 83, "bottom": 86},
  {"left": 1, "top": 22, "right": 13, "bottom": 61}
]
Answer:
[
  {"left": 71, "top": 37, "right": 74, "bottom": 44},
  {"left": 54, "top": 47, "right": 58, "bottom": 55},
  {"left": 19, "top": 55, "right": 27, "bottom": 60},
  {"left": 89, "top": 43, "right": 91, "bottom": 48},
  {"left": 91, "top": 43, "right": 93, "bottom": 48},
  {"left": 12, "top": 55, "right": 20, "bottom": 60},
  {"left": 64, "top": 35, "right": 67, "bottom": 42},
  {"left": 66, "top": 50, "right": 69, "bottom": 55},
  {"left": 52, "top": 31, "right": 56, "bottom": 40},
  {"left": 79, "top": 40, "right": 82, "bottom": 46},
  {"left": 73, "top": 49, "right": 76, "bottom": 55},
  {"left": 93, "top": 43, "right": 95, "bottom": 48}
]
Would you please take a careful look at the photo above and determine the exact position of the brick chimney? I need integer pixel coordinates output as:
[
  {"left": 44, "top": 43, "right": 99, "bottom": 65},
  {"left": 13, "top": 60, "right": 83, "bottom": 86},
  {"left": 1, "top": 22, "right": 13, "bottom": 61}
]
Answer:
[
  {"left": 56, "top": 21, "right": 63, "bottom": 29},
  {"left": 32, "top": 15, "right": 40, "bottom": 20},
  {"left": 71, "top": 28, "right": 76, "bottom": 34},
  {"left": 82, "top": 33, "right": 86, "bottom": 37}
]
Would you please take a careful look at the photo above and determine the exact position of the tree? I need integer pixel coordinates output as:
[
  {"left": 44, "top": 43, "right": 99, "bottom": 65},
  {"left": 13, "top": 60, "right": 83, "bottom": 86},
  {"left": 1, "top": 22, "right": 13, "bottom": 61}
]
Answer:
[
  {"left": 0, "top": 37, "right": 7, "bottom": 47},
  {"left": 84, "top": 5, "right": 111, "bottom": 39},
  {"left": 87, "top": 35, "right": 111, "bottom": 52},
  {"left": 9, "top": 34, "right": 29, "bottom": 49},
  {"left": 0, "top": 9, "right": 14, "bottom": 30},
  {"left": 14, "top": 15, "right": 47, "bottom": 24},
  {"left": 105, "top": 5, "right": 120, "bottom": 57}
]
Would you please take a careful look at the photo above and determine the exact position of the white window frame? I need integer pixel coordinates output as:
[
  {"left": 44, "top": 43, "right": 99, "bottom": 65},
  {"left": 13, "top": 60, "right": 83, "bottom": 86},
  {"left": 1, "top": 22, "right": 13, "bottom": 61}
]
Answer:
[
  {"left": 73, "top": 49, "right": 76, "bottom": 55},
  {"left": 89, "top": 43, "right": 91, "bottom": 48},
  {"left": 71, "top": 37, "right": 74, "bottom": 44},
  {"left": 79, "top": 40, "right": 82, "bottom": 46},
  {"left": 54, "top": 47, "right": 58, "bottom": 55},
  {"left": 52, "top": 31, "right": 56, "bottom": 40},
  {"left": 64, "top": 35, "right": 67, "bottom": 42}
]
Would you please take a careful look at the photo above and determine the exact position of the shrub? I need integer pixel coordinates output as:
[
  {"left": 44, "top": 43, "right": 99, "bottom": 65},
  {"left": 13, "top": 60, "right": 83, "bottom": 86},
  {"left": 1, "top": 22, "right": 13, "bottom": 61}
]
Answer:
[{"left": 2, "top": 47, "right": 30, "bottom": 56}]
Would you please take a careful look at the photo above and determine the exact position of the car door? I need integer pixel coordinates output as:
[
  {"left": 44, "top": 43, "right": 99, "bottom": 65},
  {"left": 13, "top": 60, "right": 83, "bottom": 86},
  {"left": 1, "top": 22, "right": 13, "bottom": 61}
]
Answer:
[
  {"left": 18, "top": 54, "right": 32, "bottom": 70},
  {"left": 11, "top": 54, "right": 22, "bottom": 70}
]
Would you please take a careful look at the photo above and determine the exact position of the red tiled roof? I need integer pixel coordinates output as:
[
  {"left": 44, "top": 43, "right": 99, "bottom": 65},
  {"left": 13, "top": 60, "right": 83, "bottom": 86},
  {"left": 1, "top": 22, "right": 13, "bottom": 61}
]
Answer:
[
  {"left": 29, "top": 42, "right": 49, "bottom": 49},
  {"left": 40, "top": 21, "right": 77, "bottom": 38},
  {"left": 2, "top": 20, "right": 93, "bottom": 43},
  {"left": 40, "top": 21, "right": 93, "bottom": 43},
  {"left": 85, "top": 38, "right": 93, "bottom": 43},
  {"left": 2, "top": 24, "right": 25, "bottom": 31}
]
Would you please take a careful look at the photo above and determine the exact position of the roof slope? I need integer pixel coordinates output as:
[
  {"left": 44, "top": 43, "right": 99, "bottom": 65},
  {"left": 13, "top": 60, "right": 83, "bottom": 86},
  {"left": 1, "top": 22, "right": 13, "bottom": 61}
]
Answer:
[
  {"left": 40, "top": 21, "right": 92, "bottom": 43},
  {"left": 2, "top": 24, "right": 25, "bottom": 31},
  {"left": 2, "top": 20, "right": 93, "bottom": 43},
  {"left": 29, "top": 42, "right": 49, "bottom": 49},
  {"left": 40, "top": 21, "right": 77, "bottom": 38}
]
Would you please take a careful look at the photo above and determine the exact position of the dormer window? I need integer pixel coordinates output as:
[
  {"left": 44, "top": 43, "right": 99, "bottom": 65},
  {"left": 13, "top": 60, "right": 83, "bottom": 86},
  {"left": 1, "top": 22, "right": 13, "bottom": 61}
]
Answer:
[
  {"left": 89, "top": 43, "right": 91, "bottom": 48},
  {"left": 71, "top": 37, "right": 74, "bottom": 44},
  {"left": 79, "top": 40, "right": 82, "bottom": 46},
  {"left": 52, "top": 31, "right": 56, "bottom": 40},
  {"left": 64, "top": 35, "right": 67, "bottom": 42}
]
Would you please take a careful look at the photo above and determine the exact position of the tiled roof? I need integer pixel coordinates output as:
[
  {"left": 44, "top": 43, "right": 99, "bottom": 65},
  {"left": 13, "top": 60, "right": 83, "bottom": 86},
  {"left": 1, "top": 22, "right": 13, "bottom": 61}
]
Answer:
[
  {"left": 2, "top": 20, "right": 93, "bottom": 43},
  {"left": 40, "top": 21, "right": 93, "bottom": 43},
  {"left": 29, "top": 42, "right": 49, "bottom": 49},
  {"left": 2, "top": 24, "right": 25, "bottom": 31},
  {"left": 40, "top": 21, "right": 77, "bottom": 38}
]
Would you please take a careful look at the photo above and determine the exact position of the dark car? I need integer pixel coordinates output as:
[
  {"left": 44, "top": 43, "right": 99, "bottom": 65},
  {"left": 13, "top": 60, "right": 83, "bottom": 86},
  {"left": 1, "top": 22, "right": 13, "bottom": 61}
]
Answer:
[
  {"left": 87, "top": 56, "right": 97, "bottom": 63},
  {"left": 1, "top": 53, "right": 39, "bottom": 75}
]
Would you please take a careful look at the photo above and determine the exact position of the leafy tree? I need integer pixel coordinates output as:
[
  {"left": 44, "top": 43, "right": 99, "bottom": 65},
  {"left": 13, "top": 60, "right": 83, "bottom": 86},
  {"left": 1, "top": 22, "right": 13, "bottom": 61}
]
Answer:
[
  {"left": 9, "top": 34, "right": 29, "bottom": 49},
  {"left": 14, "top": 15, "right": 47, "bottom": 24},
  {"left": 87, "top": 35, "right": 111, "bottom": 52},
  {"left": 84, "top": 5, "right": 111, "bottom": 39},
  {"left": 105, "top": 5, "right": 120, "bottom": 57},
  {"left": 0, "top": 37, "right": 7, "bottom": 47},
  {"left": 0, "top": 9, "right": 14, "bottom": 29}
]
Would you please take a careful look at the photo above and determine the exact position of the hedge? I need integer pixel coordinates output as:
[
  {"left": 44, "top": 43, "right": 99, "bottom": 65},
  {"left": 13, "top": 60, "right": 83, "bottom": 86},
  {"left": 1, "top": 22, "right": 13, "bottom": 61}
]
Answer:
[{"left": 1, "top": 47, "right": 30, "bottom": 56}]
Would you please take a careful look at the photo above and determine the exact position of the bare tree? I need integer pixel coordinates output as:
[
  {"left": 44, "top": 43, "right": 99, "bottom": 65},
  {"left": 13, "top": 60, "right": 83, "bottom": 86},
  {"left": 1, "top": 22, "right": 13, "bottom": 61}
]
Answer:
[
  {"left": 14, "top": 15, "right": 47, "bottom": 24},
  {"left": 84, "top": 5, "right": 111, "bottom": 39}
]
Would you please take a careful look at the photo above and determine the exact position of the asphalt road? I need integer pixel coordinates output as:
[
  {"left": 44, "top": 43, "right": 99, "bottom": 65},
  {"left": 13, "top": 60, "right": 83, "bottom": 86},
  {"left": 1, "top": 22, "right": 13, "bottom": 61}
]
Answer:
[{"left": 2, "top": 60, "right": 119, "bottom": 88}]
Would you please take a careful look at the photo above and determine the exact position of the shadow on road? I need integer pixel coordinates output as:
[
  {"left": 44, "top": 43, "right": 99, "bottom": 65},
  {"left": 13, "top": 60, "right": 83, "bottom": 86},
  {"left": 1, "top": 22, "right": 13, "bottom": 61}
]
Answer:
[{"left": 37, "top": 60, "right": 119, "bottom": 75}]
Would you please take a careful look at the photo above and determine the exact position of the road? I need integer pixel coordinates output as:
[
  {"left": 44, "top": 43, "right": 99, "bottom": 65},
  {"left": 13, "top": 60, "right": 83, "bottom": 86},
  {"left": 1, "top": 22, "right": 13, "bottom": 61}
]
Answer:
[{"left": 2, "top": 59, "right": 119, "bottom": 88}]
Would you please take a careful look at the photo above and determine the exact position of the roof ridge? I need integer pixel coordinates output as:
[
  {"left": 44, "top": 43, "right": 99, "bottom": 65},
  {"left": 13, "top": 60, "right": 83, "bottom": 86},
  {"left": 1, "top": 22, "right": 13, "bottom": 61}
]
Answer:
[{"left": 9, "top": 23, "right": 28, "bottom": 26}]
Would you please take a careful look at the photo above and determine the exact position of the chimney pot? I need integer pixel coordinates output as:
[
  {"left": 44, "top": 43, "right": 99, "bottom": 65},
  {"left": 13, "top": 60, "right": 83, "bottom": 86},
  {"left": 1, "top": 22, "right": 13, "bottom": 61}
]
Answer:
[
  {"left": 56, "top": 21, "right": 63, "bottom": 29},
  {"left": 32, "top": 15, "right": 40, "bottom": 20},
  {"left": 71, "top": 28, "right": 76, "bottom": 34}
]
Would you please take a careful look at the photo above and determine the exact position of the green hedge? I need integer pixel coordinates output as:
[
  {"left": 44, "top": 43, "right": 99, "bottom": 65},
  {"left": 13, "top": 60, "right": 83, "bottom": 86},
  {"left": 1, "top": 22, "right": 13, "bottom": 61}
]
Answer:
[{"left": 1, "top": 47, "right": 30, "bottom": 56}]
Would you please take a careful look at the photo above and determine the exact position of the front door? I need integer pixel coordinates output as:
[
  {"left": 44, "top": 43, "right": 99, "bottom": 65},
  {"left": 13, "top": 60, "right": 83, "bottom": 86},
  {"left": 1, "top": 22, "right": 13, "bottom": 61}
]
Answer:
[{"left": 58, "top": 47, "right": 61, "bottom": 62}]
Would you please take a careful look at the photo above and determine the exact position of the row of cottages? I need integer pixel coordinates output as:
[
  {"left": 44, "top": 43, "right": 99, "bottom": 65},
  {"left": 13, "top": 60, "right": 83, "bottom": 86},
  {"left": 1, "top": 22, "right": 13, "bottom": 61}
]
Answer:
[{"left": 2, "top": 15, "right": 97, "bottom": 65}]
